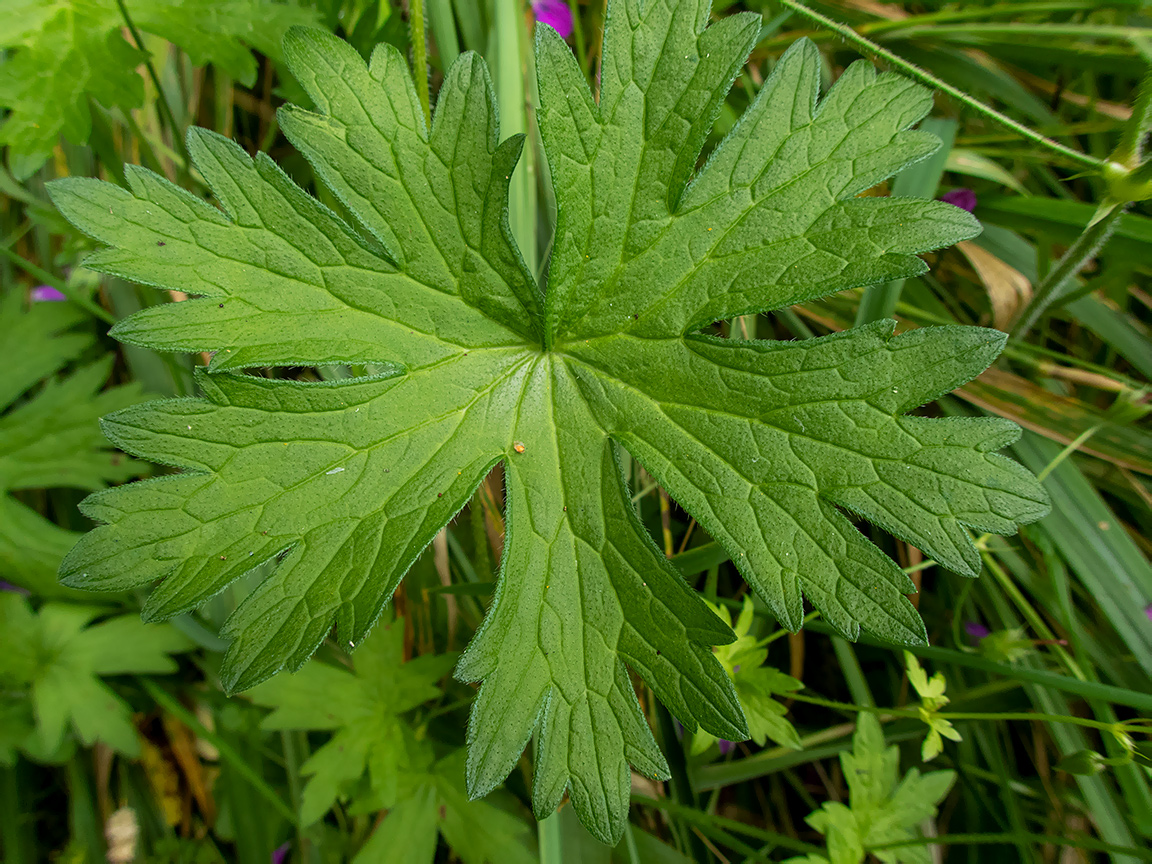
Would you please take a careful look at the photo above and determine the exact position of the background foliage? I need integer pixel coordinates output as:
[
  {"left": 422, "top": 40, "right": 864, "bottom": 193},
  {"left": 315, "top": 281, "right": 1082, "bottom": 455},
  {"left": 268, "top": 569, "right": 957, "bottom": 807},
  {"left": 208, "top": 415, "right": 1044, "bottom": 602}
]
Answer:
[{"left": 1, "top": 0, "right": 1151, "bottom": 862}]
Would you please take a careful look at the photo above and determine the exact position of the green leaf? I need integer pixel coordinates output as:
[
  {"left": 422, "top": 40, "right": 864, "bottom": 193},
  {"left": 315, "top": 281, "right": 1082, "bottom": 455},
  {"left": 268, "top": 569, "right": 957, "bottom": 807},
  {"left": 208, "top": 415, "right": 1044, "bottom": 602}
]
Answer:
[
  {"left": 0, "top": 290, "right": 143, "bottom": 597},
  {"left": 793, "top": 713, "right": 956, "bottom": 864},
  {"left": 249, "top": 613, "right": 455, "bottom": 824},
  {"left": 0, "top": 0, "right": 316, "bottom": 178},
  {"left": 0, "top": 593, "right": 193, "bottom": 758},
  {"left": 50, "top": 1, "right": 1047, "bottom": 843},
  {"left": 691, "top": 597, "right": 802, "bottom": 754},
  {"left": 249, "top": 619, "right": 535, "bottom": 863},
  {"left": 348, "top": 756, "right": 538, "bottom": 864}
]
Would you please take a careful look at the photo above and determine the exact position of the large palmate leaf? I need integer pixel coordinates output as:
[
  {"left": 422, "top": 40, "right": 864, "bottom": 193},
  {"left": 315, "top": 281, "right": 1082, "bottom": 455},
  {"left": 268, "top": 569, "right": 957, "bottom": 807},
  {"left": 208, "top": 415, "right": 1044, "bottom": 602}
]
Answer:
[{"left": 49, "top": 0, "right": 1048, "bottom": 842}]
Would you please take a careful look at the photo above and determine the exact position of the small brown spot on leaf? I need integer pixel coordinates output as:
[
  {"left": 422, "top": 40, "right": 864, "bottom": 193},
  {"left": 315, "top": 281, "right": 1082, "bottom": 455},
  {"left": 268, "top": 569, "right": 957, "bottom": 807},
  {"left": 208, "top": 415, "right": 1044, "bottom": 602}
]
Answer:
[{"left": 513, "top": 442, "right": 526, "bottom": 453}]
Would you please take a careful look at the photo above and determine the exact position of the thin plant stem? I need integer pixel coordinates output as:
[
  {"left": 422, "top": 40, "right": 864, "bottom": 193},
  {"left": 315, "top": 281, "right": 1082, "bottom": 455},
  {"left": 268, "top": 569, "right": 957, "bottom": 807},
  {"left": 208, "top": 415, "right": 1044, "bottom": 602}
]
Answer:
[
  {"left": 787, "top": 691, "right": 1125, "bottom": 734},
  {"left": 0, "top": 244, "right": 115, "bottom": 324},
  {"left": 860, "top": 2, "right": 1127, "bottom": 36},
  {"left": 889, "top": 23, "right": 1152, "bottom": 40},
  {"left": 1036, "top": 424, "right": 1101, "bottom": 483},
  {"left": 980, "top": 550, "right": 1085, "bottom": 679},
  {"left": 775, "top": 0, "right": 1104, "bottom": 171},
  {"left": 139, "top": 679, "right": 298, "bottom": 824},
  {"left": 410, "top": 0, "right": 433, "bottom": 128},
  {"left": 566, "top": 0, "right": 588, "bottom": 75},
  {"left": 114, "top": 0, "right": 190, "bottom": 175},
  {"left": 632, "top": 794, "right": 822, "bottom": 856},
  {"left": 874, "top": 833, "right": 1152, "bottom": 860},
  {"left": 1009, "top": 202, "right": 1126, "bottom": 339}
]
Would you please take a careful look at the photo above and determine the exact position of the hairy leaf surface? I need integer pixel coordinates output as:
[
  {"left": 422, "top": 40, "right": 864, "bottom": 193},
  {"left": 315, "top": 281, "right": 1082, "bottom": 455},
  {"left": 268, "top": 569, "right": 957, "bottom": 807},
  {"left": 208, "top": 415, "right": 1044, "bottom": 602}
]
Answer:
[{"left": 51, "top": 0, "right": 1048, "bottom": 842}]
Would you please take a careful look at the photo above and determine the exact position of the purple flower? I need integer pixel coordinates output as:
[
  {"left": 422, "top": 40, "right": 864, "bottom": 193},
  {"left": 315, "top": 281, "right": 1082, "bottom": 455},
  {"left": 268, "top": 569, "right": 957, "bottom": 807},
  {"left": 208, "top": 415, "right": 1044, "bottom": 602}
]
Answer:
[
  {"left": 271, "top": 842, "right": 290, "bottom": 864},
  {"left": 940, "top": 188, "right": 977, "bottom": 213},
  {"left": 31, "top": 285, "right": 65, "bottom": 302},
  {"left": 717, "top": 739, "right": 734, "bottom": 755},
  {"left": 964, "top": 621, "right": 990, "bottom": 642},
  {"left": 1145, "top": 604, "right": 1152, "bottom": 622},
  {"left": 0, "top": 581, "right": 29, "bottom": 595},
  {"left": 534, "top": 0, "right": 573, "bottom": 39}
]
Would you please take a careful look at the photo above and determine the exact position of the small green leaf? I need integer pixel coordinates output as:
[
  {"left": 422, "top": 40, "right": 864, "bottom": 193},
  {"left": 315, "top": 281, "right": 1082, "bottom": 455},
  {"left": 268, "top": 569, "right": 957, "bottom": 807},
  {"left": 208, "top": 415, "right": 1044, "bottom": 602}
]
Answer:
[
  {"left": 250, "top": 618, "right": 535, "bottom": 862},
  {"left": 249, "top": 613, "right": 455, "bottom": 823},
  {"left": 905, "top": 651, "right": 961, "bottom": 761},
  {"left": 692, "top": 597, "right": 802, "bottom": 754},
  {"left": 0, "top": 594, "right": 193, "bottom": 757},
  {"left": 792, "top": 713, "right": 956, "bottom": 864}
]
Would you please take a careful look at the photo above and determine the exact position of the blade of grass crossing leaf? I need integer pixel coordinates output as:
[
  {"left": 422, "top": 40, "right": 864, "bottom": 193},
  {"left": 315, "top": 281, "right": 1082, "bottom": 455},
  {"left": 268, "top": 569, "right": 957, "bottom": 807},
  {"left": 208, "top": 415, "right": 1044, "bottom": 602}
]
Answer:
[
  {"left": 428, "top": 0, "right": 461, "bottom": 67},
  {"left": 454, "top": 0, "right": 486, "bottom": 52},
  {"left": 539, "top": 810, "right": 564, "bottom": 864},
  {"left": 856, "top": 118, "right": 957, "bottom": 325},
  {"left": 492, "top": 0, "right": 537, "bottom": 273}
]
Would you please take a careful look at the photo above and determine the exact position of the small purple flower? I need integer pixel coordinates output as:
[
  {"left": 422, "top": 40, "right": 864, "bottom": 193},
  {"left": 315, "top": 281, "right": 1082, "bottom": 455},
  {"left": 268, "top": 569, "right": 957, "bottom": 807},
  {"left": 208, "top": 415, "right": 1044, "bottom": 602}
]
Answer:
[
  {"left": 31, "top": 285, "right": 65, "bottom": 302},
  {"left": 717, "top": 739, "right": 735, "bottom": 755},
  {"left": 1145, "top": 603, "right": 1152, "bottom": 622},
  {"left": 940, "top": 188, "right": 977, "bottom": 213},
  {"left": 534, "top": 0, "right": 574, "bottom": 39},
  {"left": 271, "top": 842, "right": 290, "bottom": 864},
  {"left": 964, "top": 621, "right": 990, "bottom": 642},
  {"left": 0, "top": 581, "right": 29, "bottom": 595}
]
